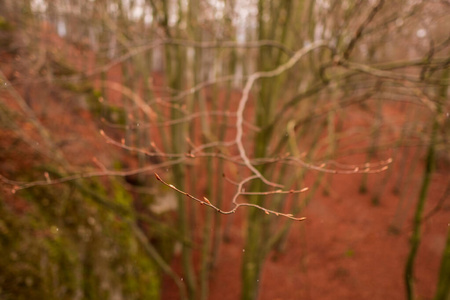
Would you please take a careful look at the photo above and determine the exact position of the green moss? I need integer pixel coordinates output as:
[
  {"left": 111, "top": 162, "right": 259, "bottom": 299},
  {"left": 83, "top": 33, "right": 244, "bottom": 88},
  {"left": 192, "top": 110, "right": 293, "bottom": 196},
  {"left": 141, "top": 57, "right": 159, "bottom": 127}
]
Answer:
[
  {"left": 0, "top": 16, "right": 13, "bottom": 31},
  {"left": 63, "top": 82, "right": 127, "bottom": 125},
  {"left": 0, "top": 174, "right": 161, "bottom": 300},
  {"left": 0, "top": 16, "right": 13, "bottom": 49},
  {"left": 49, "top": 58, "right": 78, "bottom": 76},
  {"left": 59, "top": 81, "right": 94, "bottom": 94}
]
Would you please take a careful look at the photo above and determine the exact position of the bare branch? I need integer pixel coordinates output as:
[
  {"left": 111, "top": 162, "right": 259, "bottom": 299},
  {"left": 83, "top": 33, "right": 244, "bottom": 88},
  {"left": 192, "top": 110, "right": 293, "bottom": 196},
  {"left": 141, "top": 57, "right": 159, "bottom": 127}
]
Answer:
[
  {"left": 235, "top": 40, "right": 330, "bottom": 188},
  {"left": 1, "top": 158, "right": 185, "bottom": 193},
  {"left": 154, "top": 173, "right": 307, "bottom": 221}
]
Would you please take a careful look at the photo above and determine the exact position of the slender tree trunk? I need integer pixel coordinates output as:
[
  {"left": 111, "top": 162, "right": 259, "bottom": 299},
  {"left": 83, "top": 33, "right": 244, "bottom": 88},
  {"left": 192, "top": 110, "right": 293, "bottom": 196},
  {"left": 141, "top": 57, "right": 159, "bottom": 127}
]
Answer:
[
  {"left": 434, "top": 227, "right": 450, "bottom": 300},
  {"left": 242, "top": 192, "right": 266, "bottom": 300},
  {"left": 405, "top": 68, "right": 446, "bottom": 300},
  {"left": 433, "top": 68, "right": 450, "bottom": 300},
  {"left": 404, "top": 121, "right": 436, "bottom": 300}
]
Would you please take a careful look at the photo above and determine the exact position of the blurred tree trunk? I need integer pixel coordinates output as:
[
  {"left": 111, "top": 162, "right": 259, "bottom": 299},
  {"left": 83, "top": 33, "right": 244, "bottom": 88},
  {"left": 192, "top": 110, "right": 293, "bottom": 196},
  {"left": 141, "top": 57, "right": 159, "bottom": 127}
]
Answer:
[
  {"left": 404, "top": 116, "right": 436, "bottom": 300},
  {"left": 241, "top": 1, "right": 297, "bottom": 299},
  {"left": 162, "top": 2, "right": 197, "bottom": 298},
  {"left": 434, "top": 226, "right": 450, "bottom": 300},
  {"left": 405, "top": 67, "right": 447, "bottom": 300},
  {"left": 433, "top": 68, "right": 450, "bottom": 300}
]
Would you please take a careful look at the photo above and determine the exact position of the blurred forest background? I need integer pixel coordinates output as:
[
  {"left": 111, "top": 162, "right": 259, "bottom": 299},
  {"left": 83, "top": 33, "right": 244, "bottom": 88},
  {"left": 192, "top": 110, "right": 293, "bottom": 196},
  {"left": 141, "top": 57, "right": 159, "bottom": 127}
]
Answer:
[{"left": 0, "top": 0, "right": 449, "bottom": 299}]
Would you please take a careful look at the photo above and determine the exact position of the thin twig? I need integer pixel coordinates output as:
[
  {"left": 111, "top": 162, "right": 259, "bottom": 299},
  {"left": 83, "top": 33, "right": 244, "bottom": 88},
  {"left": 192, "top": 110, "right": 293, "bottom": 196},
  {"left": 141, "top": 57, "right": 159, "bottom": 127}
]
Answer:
[
  {"left": 154, "top": 173, "right": 307, "bottom": 221},
  {"left": 0, "top": 159, "right": 185, "bottom": 192}
]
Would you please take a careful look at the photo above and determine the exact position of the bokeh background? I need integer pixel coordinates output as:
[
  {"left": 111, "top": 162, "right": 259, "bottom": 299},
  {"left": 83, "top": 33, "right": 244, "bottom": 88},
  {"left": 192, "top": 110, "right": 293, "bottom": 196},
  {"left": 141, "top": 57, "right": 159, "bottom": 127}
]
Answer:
[{"left": 0, "top": 1, "right": 449, "bottom": 299}]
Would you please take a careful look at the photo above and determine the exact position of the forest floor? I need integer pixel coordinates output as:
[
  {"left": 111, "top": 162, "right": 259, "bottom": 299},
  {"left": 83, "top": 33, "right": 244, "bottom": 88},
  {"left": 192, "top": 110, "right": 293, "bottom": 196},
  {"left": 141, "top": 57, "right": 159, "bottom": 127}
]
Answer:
[
  {"left": 1, "top": 24, "right": 449, "bottom": 300},
  {"left": 160, "top": 102, "right": 449, "bottom": 300}
]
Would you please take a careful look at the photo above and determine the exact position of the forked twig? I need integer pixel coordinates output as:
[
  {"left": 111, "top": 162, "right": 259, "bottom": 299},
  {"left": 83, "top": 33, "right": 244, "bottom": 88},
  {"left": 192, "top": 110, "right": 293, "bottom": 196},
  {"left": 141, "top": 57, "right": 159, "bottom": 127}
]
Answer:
[
  {"left": 235, "top": 40, "right": 330, "bottom": 188},
  {"left": 154, "top": 173, "right": 307, "bottom": 221}
]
